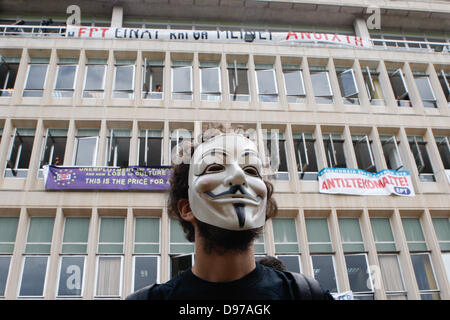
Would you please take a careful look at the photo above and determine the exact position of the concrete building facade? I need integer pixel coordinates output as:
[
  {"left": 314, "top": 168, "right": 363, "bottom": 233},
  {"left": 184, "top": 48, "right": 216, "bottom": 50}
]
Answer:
[{"left": 0, "top": 0, "right": 449, "bottom": 300}]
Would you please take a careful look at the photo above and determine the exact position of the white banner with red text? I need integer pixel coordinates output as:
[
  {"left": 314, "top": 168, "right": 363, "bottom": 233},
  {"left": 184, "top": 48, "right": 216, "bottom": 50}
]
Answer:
[
  {"left": 65, "top": 26, "right": 371, "bottom": 48},
  {"left": 318, "top": 168, "right": 415, "bottom": 197}
]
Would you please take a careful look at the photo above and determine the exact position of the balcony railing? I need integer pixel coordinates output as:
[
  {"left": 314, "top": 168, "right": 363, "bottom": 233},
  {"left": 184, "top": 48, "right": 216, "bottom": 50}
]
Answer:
[{"left": 0, "top": 24, "right": 448, "bottom": 54}]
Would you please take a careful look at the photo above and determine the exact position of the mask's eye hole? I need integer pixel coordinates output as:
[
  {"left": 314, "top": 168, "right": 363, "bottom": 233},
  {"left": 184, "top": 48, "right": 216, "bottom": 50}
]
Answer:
[
  {"left": 243, "top": 166, "right": 260, "bottom": 177},
  {"left": 204, "top": 163, "right": 225, "bottom": 174}
]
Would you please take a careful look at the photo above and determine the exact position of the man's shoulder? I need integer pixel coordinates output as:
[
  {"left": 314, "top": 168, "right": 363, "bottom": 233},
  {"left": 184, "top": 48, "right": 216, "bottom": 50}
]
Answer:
[{"left": 126, "top": 274, "right": 181, "bottom": 300}]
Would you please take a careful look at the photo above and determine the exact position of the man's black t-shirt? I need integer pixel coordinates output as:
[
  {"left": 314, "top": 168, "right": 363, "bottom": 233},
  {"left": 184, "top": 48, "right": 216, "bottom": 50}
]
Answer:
[{"left": 127, "top": 262, "right": 332, "bottom": 300}]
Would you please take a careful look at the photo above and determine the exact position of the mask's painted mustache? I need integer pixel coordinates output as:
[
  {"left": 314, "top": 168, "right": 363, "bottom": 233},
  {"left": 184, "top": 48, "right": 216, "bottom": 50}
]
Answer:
[
  {"left": 204, "top": 185, "right": 260, "bottom": 202},
  {"left": 233, "top": 203, "right": 245, "bottom": 228}
]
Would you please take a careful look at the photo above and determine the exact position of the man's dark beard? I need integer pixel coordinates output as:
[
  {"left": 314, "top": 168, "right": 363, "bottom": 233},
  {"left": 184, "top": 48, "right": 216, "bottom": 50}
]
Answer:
[{"left": 197, "top": 220, "right": 262, "bottom": 255}]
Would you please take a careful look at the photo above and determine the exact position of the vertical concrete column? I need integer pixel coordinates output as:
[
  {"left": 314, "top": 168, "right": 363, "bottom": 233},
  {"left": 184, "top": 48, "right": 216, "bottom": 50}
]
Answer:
[
  {"left": 343, "top": 125, "right": 358, "bottom": 169},
  {"left": 84, "top": 207, "right": 99, "bottom": 299},
  {"left": 5, "top": 207, "right": 28, "bottom": 299},
  {"left": 391, "top": 209, "right": 420, "bottom": 299},
  {"left": 275, "top": 55, "right": 287, "bottom": 108},
  {"left": 135, "top": 50, "right": 143, "bottom": 108},
  {"left": 248, "top": 54, "right": 258, "bottom": 109},
  {"left": 264, "top": 219, "right": 275, "bottom": 257},
  {"left": 103, "top": 50, "right": 115, "bottom": 107},
  {"left": 11, "top": 48, "right": 29, "bottom": 105},
  {"left": 297, "top": 209, "right": 312, "bottom": 277},
  {"left": 397, "top": 127, "right": 421, "bottom": 194},
  {"left": 360, "top": 209, "right": 387, "bottom": 300},
  {"left": 43, "top": 48, "right": 57, "bottom": 103},
  {"left": 25, "top": 119, "right": 44, "bottom": 190},
  {"left": 352, "top": 58, "right": 371, "bottom": 109},
  {"left": 129, "top": 120, "right": 139, "bottom": 166},
  {"left": 421, "top": 209, "right": 450, "bottom": 299},
  {"left": 97, "top": 120, "right": 108, "bottom": 166},
  {"left": 63, "top": 119, "right": 76, "bottom": 166},
  {"left": 45, "top": 207, "right": 64, "bottom": 299},
  {"left": 353, "top": 18, "right": 371, "bottom": 43},
  {"left": 160, "top": 205, "right": 170, "bottom": 283},
  {"left": 314, "top": 124, "right": 326, "bottom": 170},
  {"left": 193, "top": 52, "right": 200, "bottom": 109},
  {"left": 122, "top": 208, "right": 134, "bottom": 298},
  {"left": 370, "top": 126, "right": 387, "bottom": 171},
  {"left": 301, "top": 57, "right": 315, "bottom": 107},
  {"left": 0, "top": 119, "right": 13, "bottom": 184},
  {"left": 164, "top": 52, "right": 171, "bottom": 103},
  {"left": 403, "top": 62, "right": 425, "bottom": 115},
  {"left": 73, "top": 49, "right": 86, "bottom": 107},
  {"left": 220, "top": 52, "right": 230, "bottom": 109},
  {"left": 284, "top": 123, "right": 299, "bottom": 192},
  {"left": 329, "top": 209, "right": 350, "bottom": 292},
  {"left": 424, "top": 128, "right": 449, "bottom": 191},
  {"left": 163, "top": 121, "right": 170, "bottom": 166},
  {"left": 111, "top": 6, "right": 123, "bottom": 28},
  {"left": 327, "top": 58, "right": 343, "bottom": 109},
  {"left": 427, "top": 63, "right": 449, "bottom": 115},
  {"left": 377, "top": 60, "right": 397, "bottom": 110}
]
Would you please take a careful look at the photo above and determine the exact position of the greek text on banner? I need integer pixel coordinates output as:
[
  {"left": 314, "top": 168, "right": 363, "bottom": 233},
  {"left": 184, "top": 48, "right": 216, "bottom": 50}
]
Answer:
[{"left": 318, "top": 168, "right": 415, "bottom": 197}]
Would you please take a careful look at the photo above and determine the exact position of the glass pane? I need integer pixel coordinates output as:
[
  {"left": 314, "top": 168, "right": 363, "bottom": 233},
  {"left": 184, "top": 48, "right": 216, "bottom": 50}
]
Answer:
[
  {"left": 57, "top": 256, "right": 85, "bottom": 296},
  {"left": 201, "top": 67, "right": 220, "bottom": 93},
  {"left": 99, "top": 218, "right": 125, "bottom": 243},
  {"left": 432, "top": 218, "right": 450, "bottom": 242},
  {"left": 390, "top": 70, "right": 408, "bottom": 100},
  {"left": 382, "top": 137, "right": 403, "bottom": 170},
  {"left": 305, "top": 218, "right": 331, "bottom": 243},
  {"left": 172, "top": 67, "right": 192, "bottom": 92},
  {"left": 63, "top": 218, "right": 90, "bottom": 244},
  {"left": 27, "top": 217, "right": 54, "bottom": 243},
  {"left": 134, "top": 256, "right": 158, "bottom": 291},
  {"left": 0, "top": 217, "right": 19, "bottom": 244},
  {"left": 114, "top": 65, "right": 134, "bottom": 91},
  {"left": 338, "top": 69, "right": 359, "bottom": 97},
  {"left": 170, "top": 219, "right": 190, "bottom": 243},
  {"left": 19, "top": 256, "right": 48, "bottom": 296},
  {"left": 273, "top": 218, "right": 298, "bottom": 243},
  {"left": 370, "top": 218, "right": 395, "bottom": 247},
  {"left": 339, "top": 218, "right": 363, "bottom": 243},
  {"left": 42, "top": 136, "right": 67, "bottom": 167},
  {"left": 411, "top": 253, "right": 438, "bottom": 291},
  {"left": 436, "top": 138, "right": 450, "bottom": 169},
  {"left": 284, "top": 70, "right": 305, "bottom": 96},
  {"left": 312, "top": 255, "right": 338, "bottom": 293},
  {"left": 277, "top": 255, "right": 300, "bottom": 273},
  {"left": 378, "top": 254, "right": 405, "bottom": 292},
  {"left": 171, "top": 255, "right": 192, "bottom": 279},
  {"left": 0, "top": 256, "right": 11, "bottom": 296},
  {"left": 143, "top": 65, "right": 163, "bottom": 93},
  {"left": 256, "top": 69, "right": 277, "bottom": 95},
  {"left": 414, "top": 76, "right": 435, "bottom": 101},
  {"left": 402, "top": 218, "right": 426, "bottom": 242},
  {"left": 228, "top": 68, "right": 249, "bottom": 95},
  {"left": 55, "top": 65, "right": 76, "bottom": 90},
  {"left": 311, "top": 71, "right": 332, "bottom": 97},
  {"left": 96, "top": 257, "right": 121, "bottom": 296},
  {"left": 25, "top": 65, "right": 48, "bottom": 90},
  {"left": 353, "top": 137, "right": 375, "bottom": 172},
  {"left": 345, "top": 254, "right": 372, "bottom": 293},
  {"left": 135, "top": 218, "right": 159, "bottom": 243},
  {"left": 75, "top": 137, "right": 97, "bottom": 166},
  {"left": 442, "top": 253, "right": 450, "bottom": 284},
  {"left": 85, "top": 65, "right": 105, "bottom": 91}
]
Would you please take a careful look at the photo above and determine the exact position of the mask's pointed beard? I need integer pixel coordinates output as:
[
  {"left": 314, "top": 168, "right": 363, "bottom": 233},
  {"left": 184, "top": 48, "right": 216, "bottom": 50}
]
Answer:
[{"left": 233, "top": 203, "right": 246, "bottom": 228}]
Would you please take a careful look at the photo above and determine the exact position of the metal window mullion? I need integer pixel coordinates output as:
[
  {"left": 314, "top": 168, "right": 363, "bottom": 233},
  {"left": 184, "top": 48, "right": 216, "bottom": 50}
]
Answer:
[
  {"left": 413, "top": 137, "right": 425, "bottom": 172},
  {"left": 359, "top": 135, "right": 375, "bottom": 171},
  {"left": 301, "top": 133, "right": 309, "bottom": 171},
  {"left": 329, "top": 134, "right": 337, "bottom": 167}
]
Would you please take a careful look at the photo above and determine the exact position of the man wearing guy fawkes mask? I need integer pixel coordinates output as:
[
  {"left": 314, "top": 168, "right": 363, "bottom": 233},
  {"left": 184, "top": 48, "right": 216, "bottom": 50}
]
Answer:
[{"left": 127, "top": 128, "right": 333, "bottom": 300}]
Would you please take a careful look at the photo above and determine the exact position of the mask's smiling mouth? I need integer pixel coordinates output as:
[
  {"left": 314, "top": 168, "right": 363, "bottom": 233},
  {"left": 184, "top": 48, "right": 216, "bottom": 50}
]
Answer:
[{"left": 204, "top": 185, "right": 261, "bottom": 203}]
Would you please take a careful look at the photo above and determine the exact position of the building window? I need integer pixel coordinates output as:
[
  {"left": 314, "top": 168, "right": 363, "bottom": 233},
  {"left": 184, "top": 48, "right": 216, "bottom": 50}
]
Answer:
[
  {"left": 272, "top": 218, "right": 299, "bottom": 255},
  {"left": 74, "top": 129, "right": 99, "bottom": 166},
  {"left": 370, "top": 217, "right": 407, "bottom": 299},
  {"left": 408, "top": 136, "right": 435, "bottom": 182},
  {"left": 388, "top": 69, "right": 411, "bottom": 107},
  {"left": 306, "top": 217, "right": 338, "bottom": 293},
  {"left": 53, "top": 58, "right": 78, "bottom": 98},
  {"left": 171, "top": 61, "right": 192, "bottom": 100},
  {"left": 282, "top": 65, "right": 306, "bottom": 103},
  {"left": 276, "top": 255, "right": 301, "bottom": 273},
  {"left": 106, "top": 129, "right": 130, "bottom": 167},
  {"left": 133, "top": 217, "right": 160, "bottom": 291},
  {"left": 443, "top": 253, "right": 450, "bottom": 286},
  {"left": 142, "top": 59, "right": 163, "bottom": 99},
  {"left": 0, "top": 56, "right": 19, "bottom": 97},
  {"left": 170, "top": 129, "right": 193, "bottom": 164},
  {"left": 293, "top": 133, "right": 318, "bottom": 180},
  {"left": 255, "top": 65, "right": 278, "bottom": 103},
  {"left": 323, "top": 133, "right": 346, "bottom": 168},
  {"left": 57, "top": 217, "right": 89, "bottom": 297},
  {"left": 411, "top": 253, "right": 440, "bottom": 300},
  {"left": 310, "top": 69, "right": 333, "bottom": 104},
  {"left": 432, "top": 217, "right": 450, "bottom": 251},
  {"left": 39, "top": 128, "right": 67, "bottom": 177},
  {"left": 437, "top": 70, "right": 449, "bottom": 105},
  {"left": 19, "top": 217, "right": 55, "bottom": 297},
  {"left": 83, "top": 58, "right": 106, "bottom": 98},
  {"left": 336, "top": 68, "right": 359, "bottom": 105},
  {"left": 352, "top": 134, "right": 377, "bottom": 173},
  {"left": 96, "top": 217, "right": 125, "bottom": 298},
  {"left": 435, "top": 136, "right": 450, "bottom": 169},
  {"left": 23, "top": 58, "right": 49, "bottom": 97},
  {"left": 253, "top": 232, "right": 265, "bottom": 255},
  {"left": 227, "top": 61, "right": 249, "bottom": 102},
  {"left": 200, "top": 62, "right": 221, "bottom": 101},
  {"left": 414, "top": 75, "right": 437, "bottom": 108},
  {"left": 5, "top": 128, "right": 35, "bottom": 178},
  {"left": 361, "top": 66, "right": 385, "bottom": 106},
  {"left": 138, "top": 130, "right": 163, "bottom": 167},
  {"left": 338, "top": 218, "right": 365, "bottom": 253},
  {"left": 344, "top": 254, "right": 374, "bottom": 300},
  {"left": 380, "top": 135, "right": 404, "bottom": 170},
  {"left": 0, "top": 217, "right": 19, "bottom": 297},
  {"left": 169, "top": 219, "right": 194, "bottom": 279},
  {"left": 402, "top": 217, "right": 428, "bottom": 252},
  {"left": 113, "top": 60, "right": 135, "bottom": 99},
  {"left": 263, "top": 129, "right": 289, "bottom": 180}
]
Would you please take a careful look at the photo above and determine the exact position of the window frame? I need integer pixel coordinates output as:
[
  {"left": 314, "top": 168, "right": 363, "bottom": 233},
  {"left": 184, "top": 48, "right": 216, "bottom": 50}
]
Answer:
[
  {"left": 97, "top": 216, "right": 126, "bottom": 255},
  {"left": 408, "top": 136, "right": 435, "bottom": 181},
  {"left": 228, "top": 61, "right": 249, "bottom": 101},
  {"left": 293, "top": 133, "right": 318, "bottom": 180},
  {"left": 381, "top": 135, "right": 404, "bottom": 171},
  {"left": 310, "top": 254, "right": 339, "bottom": 293},
  {"left": 5, "top": 128, "right": 36, "bottom": 177},
  {"left": 310, "top": 70, "right": 333, "bottom": 103},
  {"left": 276, "top": 254, "right": 302, "bottom": 273},
  {"left": 337, "top": 68, "right": 359, "bottom": 105},
  {"left": 17, "top": 255, "right": 49, "bottom": 298},
  {"left": 23, "top": 63, "right": 49, "bottom": 97},
  {"left": 171, "top": 65, "right": 193, "bottom": 100},
  {"left": 282, "top": 68, "right": 306, "bottom": 103},
  {"left": 105, "top": 129, "right": 131, "bottom": 168},
  {"left": 39, "top": 128, "right": 68, "bottom": 169},
  {"left": 272, "top": 217, "right": 300, "bottom": 254},
  {"left": 200, "top": 66, "right": 222, "bottom": 101},
  {"left": 0, "top": 59, "right": 19, "bottom": 96},
  {"left": 113, "top": 64, "right": 135, "bottom": 99},
  {"left": 142, "top": 59, "right": 164, "bottom": 99},
  {"left": 414, "top": 75, "right": 437, "bottom": 108},
  {"left": 438, "top": 70, "right": 450, "bottom": 102},
  {"left": 435, "top": 136, "right": 450, "bottom": 170},
  {"left": 53, "top": 64, "right": 78, "bottom": 98},
  {"left": 323, "top": 133, "right": 347, "bottom": 168},
  {"left": 410, "top": 252, "right": 441, "bottom": 300},
  {"left": 378, "top": 253, "right": 407, "bottom": 299},
  {"left": 138, "top": 130, "right": 163, "bottom": 167},
  {"left": 132, "top": 255, "right": 160, "bottom": 292},
  {"left": 263, "top": 129, "right": 289, "bottom": 180},
  {"left": 73, "top": 134, "right": 99, "bottom": 167},
  {"left": 389, "top": 68, "right": 410, "bottom": 103},
  {"left": 344, "top": 253, "right": 374, "bottom": 298},
  {"left": 55, "top": 255, "right": 86, "bottom": 298},
  {"left": 94, "top": 255, "right": 124, "bottom": 299},
  {"left": 82, "top": 63, "right": 106, "bottom": 98},
  {"left": 352, "top": 135, "right": 376, "bottom": 173},
  {"left": 0, "top": 256, "right": 12, "bottom": 297},
  {"left": 255, "top": 68, "right": 279, "bottom": 102}
]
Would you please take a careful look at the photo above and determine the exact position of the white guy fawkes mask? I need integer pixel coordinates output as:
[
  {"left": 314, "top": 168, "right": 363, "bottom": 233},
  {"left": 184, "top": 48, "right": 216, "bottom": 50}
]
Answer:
[{"left": 188, "top": 134, "right": 268, "bottom": 231}]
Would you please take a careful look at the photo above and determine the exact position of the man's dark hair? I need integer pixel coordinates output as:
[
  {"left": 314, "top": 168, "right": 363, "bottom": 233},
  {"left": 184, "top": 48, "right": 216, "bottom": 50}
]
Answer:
[{"left": 257, "top": 256, "right": 287, "bottom": 272}]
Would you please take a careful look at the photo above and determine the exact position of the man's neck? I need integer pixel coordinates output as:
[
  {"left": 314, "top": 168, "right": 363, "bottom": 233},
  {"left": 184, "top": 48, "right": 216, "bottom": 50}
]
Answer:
[{"left": 191, "top": 239, "right": 256, "bottom": 283}]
